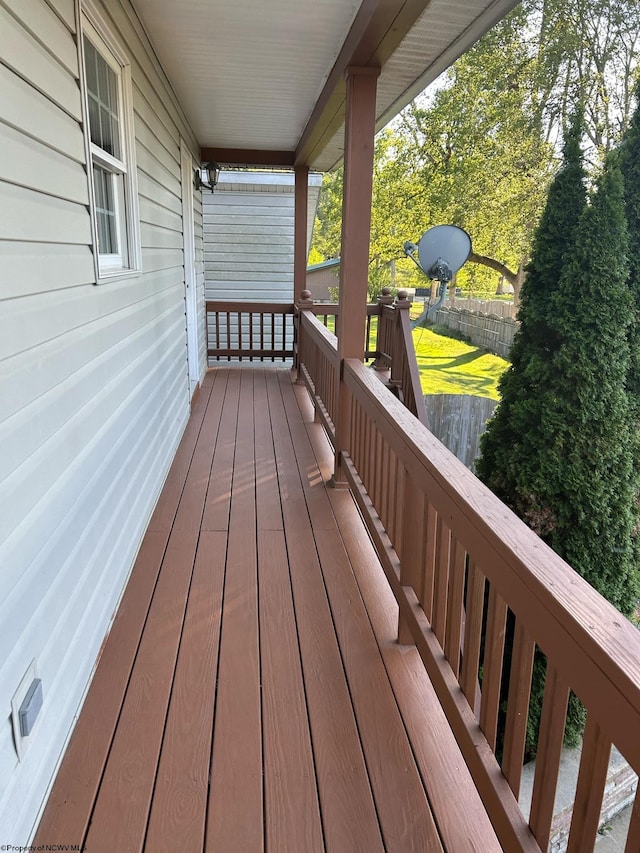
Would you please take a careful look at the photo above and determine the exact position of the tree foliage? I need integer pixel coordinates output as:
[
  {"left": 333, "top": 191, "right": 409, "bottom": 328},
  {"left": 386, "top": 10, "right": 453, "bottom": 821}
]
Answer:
[
  {"left": 476, "top": 110, "right": 587, "bottom": 521},
  {"left": 529, "top": 0, "right": 640, "bottom": 159},
  {"left": 619, "top": 76, "right": 640, "bottom": 422},
  {"left": 310, "top": 0, "right": 639, "bottom": 303},
  {"left": 478, "top": 119, "right": 640, "bottom": 754}
]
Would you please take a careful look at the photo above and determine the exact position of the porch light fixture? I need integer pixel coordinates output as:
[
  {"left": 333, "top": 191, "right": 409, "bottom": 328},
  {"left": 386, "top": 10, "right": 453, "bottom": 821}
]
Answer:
[{"left": 194, "top": 160, "right": 220, "bottom": 191}]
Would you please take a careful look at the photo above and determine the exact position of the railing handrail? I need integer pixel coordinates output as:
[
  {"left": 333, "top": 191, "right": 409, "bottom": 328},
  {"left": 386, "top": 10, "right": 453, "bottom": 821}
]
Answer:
[{"left": 205, "top": 300, "right": 296, "bottom": 313}]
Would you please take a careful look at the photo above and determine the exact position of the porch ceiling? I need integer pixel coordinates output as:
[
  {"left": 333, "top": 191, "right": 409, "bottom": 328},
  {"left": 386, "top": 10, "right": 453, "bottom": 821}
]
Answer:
[{"left": 132, "top": 0, "right": 520, "bottom": 171}]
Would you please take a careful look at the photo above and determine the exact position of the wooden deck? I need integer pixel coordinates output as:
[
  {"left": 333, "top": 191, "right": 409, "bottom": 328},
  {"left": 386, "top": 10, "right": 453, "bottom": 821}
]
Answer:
[{"left": 34, "top": 367, "right": 500, "bottom": 853}]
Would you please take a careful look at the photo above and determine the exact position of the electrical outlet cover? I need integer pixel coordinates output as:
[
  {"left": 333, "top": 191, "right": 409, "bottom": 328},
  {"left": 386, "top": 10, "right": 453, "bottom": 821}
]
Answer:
[{"left": 11, "top": 659, "right": 39, "bottom": 761}]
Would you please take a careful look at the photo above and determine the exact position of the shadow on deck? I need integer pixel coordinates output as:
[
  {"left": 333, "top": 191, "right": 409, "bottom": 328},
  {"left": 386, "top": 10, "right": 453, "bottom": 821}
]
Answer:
[{"left": 34, "top": 367, "right": 498, "bottom": 852}]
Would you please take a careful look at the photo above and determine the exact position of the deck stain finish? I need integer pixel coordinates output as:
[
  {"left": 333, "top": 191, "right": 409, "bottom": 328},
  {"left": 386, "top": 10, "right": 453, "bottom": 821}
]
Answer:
[{"left": 34, "top": 367, "right": 487, "bottom": 853}]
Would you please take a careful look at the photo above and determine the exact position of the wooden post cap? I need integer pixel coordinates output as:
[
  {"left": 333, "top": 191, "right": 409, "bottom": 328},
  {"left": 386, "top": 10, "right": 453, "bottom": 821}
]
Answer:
[
  {"left": 378, "top": 286, "right": 394, "bottom": 305},
  {"left": 298, "top": 290, "right": 314, "bottom": 308},
  {"left": 395, "top": 289, "right": 410, "bottom": 308}
]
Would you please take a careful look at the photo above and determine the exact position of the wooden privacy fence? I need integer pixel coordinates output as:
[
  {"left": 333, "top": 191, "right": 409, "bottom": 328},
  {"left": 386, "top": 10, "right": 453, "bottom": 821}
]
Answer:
[
  {"left": 296, "top": 310, "right": 640, "bottom": 852},
  {"left": 433, "top": 306, "right": 518, "bottom": 358},
  {"left": 449, "top": 297, "right": 517, "bottom": 318},
  {"left": 424, "top": 394, "right": 498, "bottom": 469}
]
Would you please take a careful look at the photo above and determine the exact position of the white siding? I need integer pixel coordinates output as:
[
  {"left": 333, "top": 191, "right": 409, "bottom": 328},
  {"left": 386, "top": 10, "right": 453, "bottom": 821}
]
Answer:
[
  {"left": 204, "top": 171, "right": 322, "bottom": 303},
  {"left": 0, "top": 0, "right": 203, "bottom": 843}
]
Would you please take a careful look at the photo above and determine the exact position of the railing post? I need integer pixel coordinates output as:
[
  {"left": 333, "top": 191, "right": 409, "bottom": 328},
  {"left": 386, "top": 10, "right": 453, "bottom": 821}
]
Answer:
[
  {"left": 332, "top": 64, "right": 380, "bottom": 487},
  {"left": 372, "top": 287, "right": 394, "bottom": 371},
  {"left": 388, "top": 289, "right": 410, "bottom": 393},
  {"left": 294, "top": 167, "right": 310, "bottom": 304},
  {"left": 295, "top": 290, "right": 314, "bottom": 384}
]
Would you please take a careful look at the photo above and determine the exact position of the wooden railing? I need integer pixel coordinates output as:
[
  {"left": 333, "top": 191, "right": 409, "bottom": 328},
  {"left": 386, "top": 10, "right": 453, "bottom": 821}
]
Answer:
[
  {"left": 296, "top": 311, "right": 640, "bottom": 852},
  {"left": 293, "top": 289, "right": 428, "bottom": 432},
  {"left": 207, "top": 291, "right": 428, "bottom": 426},
  {"left": 206, "top": 301, "right": 296, "bottom": 361},
  {"left": 296, "top": 308, "right": 340, "bottom": 443},
  {"left": 374, "top": 294, "right": 427, "bottom": 425}
]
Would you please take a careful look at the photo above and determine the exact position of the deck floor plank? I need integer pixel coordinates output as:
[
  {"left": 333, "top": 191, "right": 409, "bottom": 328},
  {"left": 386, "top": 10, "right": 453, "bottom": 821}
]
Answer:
[
  {"left": 83, "top": 374, "right": 225, "bottom": 853},
  {"left": 33, "top": 378, "right": 216, "bottom": 848},
  {"left": 294, "top": 380, "right": 503, "bottom": 852},
  {"left": 259, "top": 529, "right": 325, "bottom": 852},
  {"left": 147, "top": 371, "right": 217, "bottom": 533},
  {"left": 206, "top": 370, "right": 263, "bottom": 853},
  {"left": 266, "top": 370, "right": 386, "bottom": 853},
  {"left": 279, "top": 372, "right": 443, "bottom": 852},
  {"left": 254, "top": 367, "right": 284, "bottom": 532},
  {"left": 144, "top": 529, "right": 227, "bottom": 852},
  {"left": 34, "top": 366, "right": 493, "bottom": 853},
  {"left": 254, "top": 372, "right": 324, "bottom": 849},
  {"left": 201, "top": 370, "right": 238, "bottom": 532}
]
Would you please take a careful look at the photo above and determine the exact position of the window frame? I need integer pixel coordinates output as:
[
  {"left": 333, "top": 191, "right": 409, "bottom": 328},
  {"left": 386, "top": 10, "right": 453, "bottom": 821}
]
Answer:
[{"left": 79, "top": 6, "right": 141, "bottom": 283}]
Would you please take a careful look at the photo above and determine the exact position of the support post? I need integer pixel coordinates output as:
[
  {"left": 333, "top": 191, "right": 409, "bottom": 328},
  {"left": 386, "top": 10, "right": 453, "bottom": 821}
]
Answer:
[
  {"left": 332, "top": 65, "right": 380, "bottom": 485},
  {"left": 294, "top": 166, "right": 309, "bottom": 303},
  {"left": 295, "top": 290, "right": 314, "bottom": 384}
]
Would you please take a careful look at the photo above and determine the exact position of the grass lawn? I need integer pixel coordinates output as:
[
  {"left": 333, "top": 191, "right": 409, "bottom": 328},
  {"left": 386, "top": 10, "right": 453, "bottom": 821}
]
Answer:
[{"left": 412, "top": 325, "right": 509, "bottom": 400}]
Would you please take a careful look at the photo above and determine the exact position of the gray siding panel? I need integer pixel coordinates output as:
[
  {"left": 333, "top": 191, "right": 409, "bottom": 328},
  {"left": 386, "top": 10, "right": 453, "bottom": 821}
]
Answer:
[
  {"left": 0, "top": 4, "right": 81, "bottom": 118},
  {"left": 0, "top": 121, "right": 89, "bottom": 203},
  {"left": 0, "top": 0, "right": 201, "bottom": 843},
  {"left": 0, "top": 64, "right": 85, "bottom": 160}
]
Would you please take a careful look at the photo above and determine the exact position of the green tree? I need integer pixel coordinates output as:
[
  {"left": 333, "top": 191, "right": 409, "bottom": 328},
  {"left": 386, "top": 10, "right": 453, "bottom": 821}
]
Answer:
[
  {"left": 479, "top": 125, "right": 640, "bottom": 753},
  {"left": 546, "top": 157, "right": 638, "bottom": 614},
  {"left": 310, "top": 0, "right": 639, "bottom": 307},
  {"left": 529, "top": 0, "right": 640, "bottom": 159},
  {"left": 477, "top": 113, "right": 587, "bottom": 755},
  {"left": 476, "top": 111, "right": 587, "bottom": 523},
  {"left": 619, "top": 77, "right": 640, "bottom": 423},
  {"left": 396, "top": 7, "right": 555, "bottom": 301}
]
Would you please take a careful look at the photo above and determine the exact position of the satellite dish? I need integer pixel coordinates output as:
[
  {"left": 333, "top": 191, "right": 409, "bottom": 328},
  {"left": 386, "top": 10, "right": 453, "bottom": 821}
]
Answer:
[{"left": 416, "top": 224, "right": 471, "bottom": 281}]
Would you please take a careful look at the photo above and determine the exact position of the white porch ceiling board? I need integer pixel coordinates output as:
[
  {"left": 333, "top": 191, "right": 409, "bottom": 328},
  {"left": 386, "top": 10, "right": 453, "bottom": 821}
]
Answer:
[
  {"left": 132, "top": 0, "right": 519, "bottom": 169},
  {"left": 133, "top": 0, "right": 361, "bottom": 150}
]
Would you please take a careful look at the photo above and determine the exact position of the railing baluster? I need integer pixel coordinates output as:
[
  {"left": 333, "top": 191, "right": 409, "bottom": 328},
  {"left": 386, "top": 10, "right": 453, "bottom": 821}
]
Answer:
[
  {"left": 566, "top": 714, "right": 611, "bottom": 852},
  {"left": 421, "top": 502, "right": 438, "bottom": 621},
  {"left": 379, "top": 441, "right": 389, "bottom": 534},
  {"left": 444, "top": 538, "right": 466, "bottom": 678},
  {"left": 479, "top": 586, "right": 507, "bottom": 750},
  {"left": 529, "top": 664, "right": 570, "bottom": 850},
  {"left": 432, "top": 517, "right": 451, "bottom": 645},
  {"left": 394, "top": 452, "right": 403, "bottom": 547},
  {"left": 460, "top": 560, "right": 484, "bottom": 716},
  {"left": 363, "top": 411, "right": 371, "bottom": 494},
  {"left": 384, "top": 444, "right": 393, "bottom": 541},
  {"left": 352, "top": 403, "right": 361, "bottom": 481},
  {"left": 502, "top": 621, "right": 535, "bottom": 798},
  {"left": 398, "top": 474, "right": 425, "bottom": 644},
  {"left": 271, "top": 313, "right": 275, "bottom": 362},
  {"left": 370, "top": 423, "right": 378, "bottom": 510}
]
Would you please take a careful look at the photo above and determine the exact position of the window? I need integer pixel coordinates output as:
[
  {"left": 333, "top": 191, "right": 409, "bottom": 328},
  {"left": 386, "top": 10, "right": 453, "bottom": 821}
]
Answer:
[{"left": 81, "top": 15, "right": 140, "bottom": 279}]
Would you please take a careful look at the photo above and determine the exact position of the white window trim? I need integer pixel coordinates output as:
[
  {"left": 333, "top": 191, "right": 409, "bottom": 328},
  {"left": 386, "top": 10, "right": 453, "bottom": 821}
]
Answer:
[{"left": 79, "top": 3, "right": 142, "bottom": 283}]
